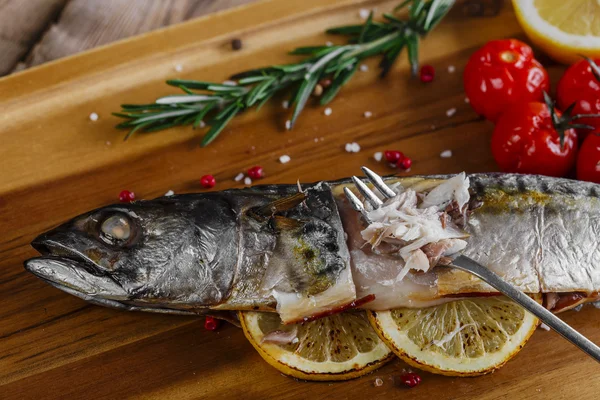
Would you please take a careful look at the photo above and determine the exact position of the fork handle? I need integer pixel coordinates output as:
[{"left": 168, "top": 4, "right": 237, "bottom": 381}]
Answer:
[{"left": 452, "top": 255, "right": 600, "bottom": 364}]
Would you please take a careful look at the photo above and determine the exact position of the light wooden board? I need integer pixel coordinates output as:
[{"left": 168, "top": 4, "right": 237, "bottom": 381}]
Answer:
[{"left": 0, "top": 0, "right": 597, "bottom": 398}]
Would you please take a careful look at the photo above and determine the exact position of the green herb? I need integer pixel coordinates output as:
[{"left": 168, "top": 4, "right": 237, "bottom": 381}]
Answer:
[{"left": 114, "top": 0, "right": 455, "bottom": 146}]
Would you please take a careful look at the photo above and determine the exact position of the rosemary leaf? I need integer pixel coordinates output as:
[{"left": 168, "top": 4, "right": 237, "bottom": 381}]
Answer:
[{"left": 202, "top": 105, "right": 241, "bottom": 146}]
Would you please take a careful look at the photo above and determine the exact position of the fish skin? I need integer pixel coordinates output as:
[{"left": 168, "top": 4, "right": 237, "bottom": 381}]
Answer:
[{"left": 24, "top": 173, "right": 600, "bottom": 320}]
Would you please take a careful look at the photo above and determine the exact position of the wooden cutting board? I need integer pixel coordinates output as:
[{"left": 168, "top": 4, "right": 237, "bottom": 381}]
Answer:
[{"left": 1, "top": 0, "right": 598, "bottom": 398}]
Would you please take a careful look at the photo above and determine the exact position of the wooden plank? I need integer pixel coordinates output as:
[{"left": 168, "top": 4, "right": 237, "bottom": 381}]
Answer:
[
  {"left": 0, "top": 0, "right": 67, "bottom": 75},
  {"left": 4, "top": 0, "right": 255, "bottom": 75},
  {"left": 0, "top": 0, "right": 596, "bottom": 398}
]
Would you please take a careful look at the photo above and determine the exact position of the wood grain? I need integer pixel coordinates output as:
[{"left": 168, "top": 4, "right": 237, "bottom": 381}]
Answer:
[
  {"left": 0, "top": 0, "right": 67, "bottom": 75},
  {"left": 0, "top": 0, "right": 255, "bottom": 75},
  {"left": 0, "top": 0, "right": 595, "bottom": 399}
]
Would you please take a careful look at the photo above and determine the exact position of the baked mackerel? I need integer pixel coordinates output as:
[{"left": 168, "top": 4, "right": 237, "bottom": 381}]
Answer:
[{"left": 24, "top": 173, "right": 600, "bottom": 323}]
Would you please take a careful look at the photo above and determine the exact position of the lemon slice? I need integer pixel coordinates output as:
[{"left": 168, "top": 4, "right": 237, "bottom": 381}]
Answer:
[
  {"left": 368, "top": 295, "right": 541, "bottom": 376},
  {"left": 239, "top": 311, "right": 394, "bottom": 381},
  {"left": 513, "top": 0, "right": 600, "bottom": 64}
]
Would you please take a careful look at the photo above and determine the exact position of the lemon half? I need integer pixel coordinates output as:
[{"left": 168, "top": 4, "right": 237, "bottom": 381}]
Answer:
[{"left": 513, "top": 0, "right": 600, "bottom": 64}]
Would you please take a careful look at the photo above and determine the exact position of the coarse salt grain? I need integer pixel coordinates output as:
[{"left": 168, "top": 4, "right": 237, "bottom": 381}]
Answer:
[
  {"left": 89, "top": 112, "right": 99, "bottom": 121},
  {"left": 199, "top": 121, "right": 206, "bottom": 128},
  {"left": 105, "top": 141, "right": 112, "bottom": 146},
  {"left": 279, "top": 155, "right": 291, "bottom": 164},
  {"left": 446, "top": 108, "right": 457, "bottom": 117},
  {"left": 364, "top": 111, "right": 372, "bottom": 118},
  {"left": 174, "top": 64, "right": 183, "bottom": 72},
  {"left": 358, "top": 8, "right": 370, "bottom": 19},
  {"left": 285, "top": 120, "right": 292, "bottom": 130},
  {"left": 374, "top": 378, "right": 384, "bottom": 387},
  {"left": 326, "top": 41, "right": 333, "bottom": 47},
  {"left": 244, "top": 177, "right": 252, "bottom": 186},
  {"left": 234, "top": 173, "right": 244, "bottom": 182},
  {"left": 345, "top": 142, "right": 360, "bottom": 153},
  {"left": 359, "top": 64, "right": 369, "bottom": 72},
  {"left": 314, "top": 138, "right": 319, "bottom": 143},
  {"left": 165, "top": 190, "right": 175, "bottom": 196},
  {"left": 324, "top": 107, "right": 332, "bottom": 116},
  {"left": 540, "top": 323, "right": 550, "bottom": 331},
  {"left": 447, "top": 65, "right": 456, "bottom": 73},
  {"left": 465, "top": 97, "right": 470, "bottom": 103},
  {"left": 374, "top": 151, "right": 383, "bottom": 162},
  {"left": 440, "top": 150, "right": 453, "bottom": 158},
  {"left": 282, "top": 100, "right": 289, "bottom": 109}
]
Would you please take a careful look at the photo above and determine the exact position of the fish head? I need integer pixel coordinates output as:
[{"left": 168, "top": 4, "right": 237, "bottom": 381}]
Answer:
[{"left": 24, "top": 196, "right": 239, "bottom": 313}]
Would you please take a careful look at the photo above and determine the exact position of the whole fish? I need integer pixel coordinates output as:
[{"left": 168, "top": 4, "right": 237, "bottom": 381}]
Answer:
[{"left": 24, "top": 173, "right": 600, "bottom": 324}]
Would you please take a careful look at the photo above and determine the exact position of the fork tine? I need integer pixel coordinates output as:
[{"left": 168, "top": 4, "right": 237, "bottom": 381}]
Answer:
[
  {"left": 351, "top": 176, "right": 383, "bottom": 209},
  {"left": 343, "top": 187, "right": 371, "bottom": 223},
  {"left": 361, "top": 167, "right": 396, "bottom": 198}
]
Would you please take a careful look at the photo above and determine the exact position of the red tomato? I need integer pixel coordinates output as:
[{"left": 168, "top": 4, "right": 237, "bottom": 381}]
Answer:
[
  {"left": 491, "top": 101, "right": 577, "bottom": 177},
  {"left": 577, "top": 133, "right": 600, "bottom": 183},
  {"left": 557, "top": 58, "right": 600, "bottom": 141},
  {"left": 464, "top": 39, "right": 550, "bottom": 122}
]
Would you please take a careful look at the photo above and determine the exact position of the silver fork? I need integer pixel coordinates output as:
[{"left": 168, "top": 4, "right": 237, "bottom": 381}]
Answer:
[{"left": 345, "top": 166, "right": 600, "bottom": 364}]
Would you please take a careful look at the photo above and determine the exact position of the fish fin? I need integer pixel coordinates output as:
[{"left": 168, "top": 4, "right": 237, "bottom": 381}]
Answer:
[
  {"left": 271, "top": 215, "right": 303, "bottom": 231},
  {"left": 250, "top": 192, "right": 307, "bottom": 219}
]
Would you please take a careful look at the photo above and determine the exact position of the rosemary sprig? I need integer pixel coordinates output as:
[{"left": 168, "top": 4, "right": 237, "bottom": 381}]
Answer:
[{"left": 114, "top": 0, "right": 455, "bottom": 146}]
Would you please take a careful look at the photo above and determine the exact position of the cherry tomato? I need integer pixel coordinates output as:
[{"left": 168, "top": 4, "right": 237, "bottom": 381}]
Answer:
[
  {"left": 577, "top": 132, "right": 600, "bottom": 183},
  {"left": 557, "top": 58, "right": 600, "bottom": 141},
  {"left": 464, "top": 39, "right": 550, "bottom": 122},
  {"left": 491, "top": 101, "right": 577, "bottom": 177}
]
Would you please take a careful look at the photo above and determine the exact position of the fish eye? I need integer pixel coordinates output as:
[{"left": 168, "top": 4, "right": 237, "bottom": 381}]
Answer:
[{"left": 100, "top": 214, "right": 131, "bottom": 245}]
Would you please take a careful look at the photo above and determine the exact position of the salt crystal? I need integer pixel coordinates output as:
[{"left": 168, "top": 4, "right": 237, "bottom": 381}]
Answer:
[
  {"left": 464, "top": 97, "right": 470, "bottom": 103},
  {"left": 574, "top": 304, "right": 583, "bottom": 312},
  {"left": 447, "top": 65, "right": 456, "bottom": 73},
  {"left": 89, "top": 112, "right": 99, "bottom": 121},
  {"left": 279, "top": 155, "right": 291, "bottom": 164},
  {"left": 105, "top": 141, "right": 112, "bottom": 146},
  {"left": 324, "top": 107, "right": 332, "bottom": 116},
  {"left": 539, "top": 323, "right": 550, "bottom": 331},
  {"left": 446, "top": 108, "right": 457, "bottom": 117},
  {"left": 222, "top": 80, "right": 237, "bottom": 86},
  {"left": 358, "top": 8, "right": 370, "bottom": 19},
  {"left": 374, "top": 377, "right": 384, "bottom": 387},
  {"left": 244, "top": 177, "right": 252, "bottom": 186},
  {"left": 174, "top": 64, "right": 183, "bottom": 72},
  {"left": 325, "top": 41, "right": 333, "bottom": 47},
  {"left": 165, "top": 190, "right": 175, "bottom": 196},
  {"left": 292, "top": 338, "right": 299, "bottom": 344},
  {"left": 364, "top": 111, "right": 372, "bottom": 118},
  {"left": 314, "top": 138, "right": 319, "bottom": 143},
  {"left": 593, "top": 301, "right": 600, "bottom": 309},
  {"left": 285, "top": 120, "right": 292, "bottom": 130},
  {"left": 440, "top": 150, "right": 453, "bottom": 158},
  {"left": 282, "top": 100, "right": 289, "bottom": 109},
  {"left": 199, "top": 120, "right": 206, "bottom": 128},
  {"left": 359, "top": 64, "right": 369, "bottom": 72},
  {"left": 374, "top": 151, "right": 383, "bottom": 162},
  {"left": 345, "top": 142, "right": 360, "bottom": 153},
  {"left": 234, "top": 173, "right": 244, "bottom": 182}
]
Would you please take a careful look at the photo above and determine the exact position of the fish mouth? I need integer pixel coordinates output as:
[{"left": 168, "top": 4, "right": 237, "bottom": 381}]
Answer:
[
  {"left": 25, "top": 236, "right": 131, "bottom": 308},
  {"left": 25, "top": 237, "right": 198, "bottom": 315}
]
